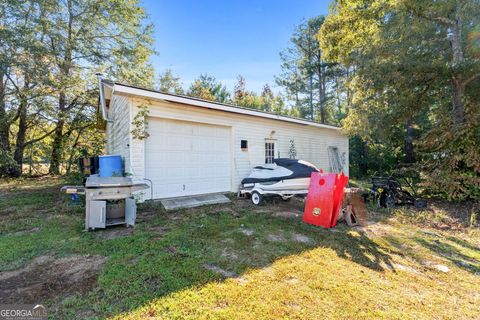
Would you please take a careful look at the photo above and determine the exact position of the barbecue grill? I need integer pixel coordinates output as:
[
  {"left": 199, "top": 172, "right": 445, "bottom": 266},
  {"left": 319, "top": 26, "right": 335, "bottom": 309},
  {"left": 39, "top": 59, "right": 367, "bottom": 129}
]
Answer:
[{"left": 62, "top": 175, "right": 149, "bottom": 230}]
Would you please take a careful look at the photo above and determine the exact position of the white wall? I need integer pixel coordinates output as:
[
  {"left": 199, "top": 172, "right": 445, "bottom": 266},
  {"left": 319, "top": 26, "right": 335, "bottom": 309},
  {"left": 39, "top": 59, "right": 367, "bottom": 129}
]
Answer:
[
  {"left": 106, "top": 95, "right": 131, "bottom": 170},
  {"left": 112, "top": 95, "right": 348, "bottom": 199}
]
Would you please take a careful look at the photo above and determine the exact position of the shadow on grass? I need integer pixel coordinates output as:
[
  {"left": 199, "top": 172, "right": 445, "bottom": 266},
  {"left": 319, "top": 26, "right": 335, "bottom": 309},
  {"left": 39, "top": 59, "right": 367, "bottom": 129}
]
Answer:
[
  {"left": 85, "top": 199, "right": 395, "bottom": 317},
  {"left": 414, "top": 237, "right": 480, "bottom": 274},
  {"left": 1, "top": 185, "right": 396, "bottom": 318}
]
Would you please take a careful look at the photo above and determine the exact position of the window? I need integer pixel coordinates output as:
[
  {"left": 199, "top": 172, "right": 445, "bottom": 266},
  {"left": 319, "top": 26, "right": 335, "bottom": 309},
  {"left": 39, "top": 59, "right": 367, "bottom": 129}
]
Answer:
[
  {"left": 241, "top": 140, "right": 248, "bottom": 150},
  {"left": 265, "top": 142, "right": 275, "bottom": 164}
]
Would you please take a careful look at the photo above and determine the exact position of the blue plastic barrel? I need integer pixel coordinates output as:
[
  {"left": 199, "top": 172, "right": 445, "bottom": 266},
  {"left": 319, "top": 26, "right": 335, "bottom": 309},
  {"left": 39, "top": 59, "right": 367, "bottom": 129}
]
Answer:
[{"left": 98, "top": 155, "right": 123, "bottom": 177}]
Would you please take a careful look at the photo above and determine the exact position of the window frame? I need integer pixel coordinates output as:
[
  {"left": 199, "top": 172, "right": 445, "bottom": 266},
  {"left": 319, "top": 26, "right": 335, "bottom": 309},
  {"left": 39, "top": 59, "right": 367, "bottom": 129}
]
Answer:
[{"left": 265, "top": 142, "right": 275, "bottom": 164}]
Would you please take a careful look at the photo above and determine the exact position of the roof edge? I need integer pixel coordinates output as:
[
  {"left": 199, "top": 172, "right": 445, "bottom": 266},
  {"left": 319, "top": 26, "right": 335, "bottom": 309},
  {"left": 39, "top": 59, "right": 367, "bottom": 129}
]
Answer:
[{"left": 104, "top": 80, "right": 342, "bottom": 131}]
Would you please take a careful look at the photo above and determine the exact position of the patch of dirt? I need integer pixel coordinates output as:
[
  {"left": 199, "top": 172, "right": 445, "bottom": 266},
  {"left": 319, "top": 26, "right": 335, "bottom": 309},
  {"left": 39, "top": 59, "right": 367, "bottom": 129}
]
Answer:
[
  {"left": 284, "top": 277, "right": 300, "bottom": 285},
  {"left": 240, "top": 227, "right": 254, "bottom": 236},
  {"left": 392, "top": 263, "right": 420, "bottom": 274},
  {"left": 430, "top": 200, "right": 477, "bottom": 224},
  {"left": 11, "top": 227, "right": 40, "bottom": 236},
  {"left": 166, "top": 212, "right": 185, "bottom": 221},
  {"left": 146, "top": 225, "right": 170, "bottom": 235},
  {"left": 221, "top": 238, "right": 235, "bottom": 245},
  {"left": 221, "top": 249, "right": 239, "bottom": 260},
  {"left": 253, "top": 209, "right": 271, "bottom": 214},
  {"left": 272, "top": 211, "right": 302, "bottom": 218},
  {"left": 136, "top": 211, "right": 158, "bottom": 223},
  {"left": 165, "top": 246, "right": 188, "bottom": 257},
  {"left": 0, "top": 254, "right": 106, "bottom": 303},
  {"left": 267, "top": 234, "right": 286, "bottom": 242},
  {"left": 292, "top": 233, "right": 311, "bottom": 243},
  {"left": 96, "top": 226, "right": 133, "bottom": 240},
  {"left": 421, "top": 260, "right": 451, "bottom": 273},
  {"left": 235, "top": 277, "right": 249, "bottom": 285},
  {"left": 233, "top": 199, "right": 254, "bottom": 208},
  {"left": 218, "top": 207, "right": 241, "bottom": 218},
  {"left": 203, "top": 264, "right": 237, "bottom": 278},
  {"left": 76, "top": 309, "right": 99, "bottom": 318},
  {"left": 355, "top": 222, "right": 394, "bottom": 237},
  {"left": 328, "top": 228, "right": 340, "bottom": 233},
  {"left": 404, "top": 200, "right": 478, "bottom": 230}
]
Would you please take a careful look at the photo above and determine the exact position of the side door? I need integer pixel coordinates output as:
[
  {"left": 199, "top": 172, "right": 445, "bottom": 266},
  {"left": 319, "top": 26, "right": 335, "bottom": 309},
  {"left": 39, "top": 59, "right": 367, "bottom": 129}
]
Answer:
[
  {"left": 125, "top": 197, "right": 136, "bottom": 226},
  {"left": 88, "top": 200, "right": 106, "bottom": 229}
]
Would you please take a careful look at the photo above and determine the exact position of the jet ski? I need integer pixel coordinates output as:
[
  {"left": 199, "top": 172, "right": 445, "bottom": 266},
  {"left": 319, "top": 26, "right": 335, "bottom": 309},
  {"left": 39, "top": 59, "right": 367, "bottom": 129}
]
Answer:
[{"left": 239, "top": 158, "right": 319, "bottom": 205}]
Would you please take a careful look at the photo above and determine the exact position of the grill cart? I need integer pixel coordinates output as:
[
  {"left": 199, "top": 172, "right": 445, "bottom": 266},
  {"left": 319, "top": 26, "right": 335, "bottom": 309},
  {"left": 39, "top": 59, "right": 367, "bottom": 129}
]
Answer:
[{"left": 62, "top": 175, "right": 148, "bottom": 230}]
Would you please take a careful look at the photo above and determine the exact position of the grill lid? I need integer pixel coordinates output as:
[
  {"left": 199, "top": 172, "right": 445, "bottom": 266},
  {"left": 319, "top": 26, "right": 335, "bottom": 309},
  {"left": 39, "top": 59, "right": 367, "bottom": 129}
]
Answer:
[{"left": 85, "top": 175, "right": 135, "bottom": 188}]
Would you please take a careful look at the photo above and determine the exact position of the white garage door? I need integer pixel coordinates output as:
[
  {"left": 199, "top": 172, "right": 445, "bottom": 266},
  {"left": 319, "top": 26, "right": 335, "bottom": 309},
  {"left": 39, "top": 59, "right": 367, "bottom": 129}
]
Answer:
[{"left": 145, "top": 117, "right": 232, "bottom": 199}]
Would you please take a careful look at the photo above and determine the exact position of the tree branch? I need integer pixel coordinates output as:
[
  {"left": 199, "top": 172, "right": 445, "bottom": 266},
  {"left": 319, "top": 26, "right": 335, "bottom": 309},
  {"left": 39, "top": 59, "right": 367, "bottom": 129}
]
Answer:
[
  {"left": 24, "top": 127, "right": 57, "bottom": 146},
  {"left": 464, "top": 73, "right": 480, "bottom": 86}
]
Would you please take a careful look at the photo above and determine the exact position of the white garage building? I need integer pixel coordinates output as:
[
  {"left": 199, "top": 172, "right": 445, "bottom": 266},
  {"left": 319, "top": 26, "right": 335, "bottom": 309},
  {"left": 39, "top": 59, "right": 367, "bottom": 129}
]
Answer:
[{"left": 100, "top": 80, "right": 348, "bottom": 200}]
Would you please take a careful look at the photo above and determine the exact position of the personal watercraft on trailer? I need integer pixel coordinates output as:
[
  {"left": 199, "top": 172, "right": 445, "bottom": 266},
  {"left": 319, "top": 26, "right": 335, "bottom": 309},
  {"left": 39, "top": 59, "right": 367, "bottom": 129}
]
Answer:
[{"left": 239, "top": 158, "right": 319, "bottom": 205}]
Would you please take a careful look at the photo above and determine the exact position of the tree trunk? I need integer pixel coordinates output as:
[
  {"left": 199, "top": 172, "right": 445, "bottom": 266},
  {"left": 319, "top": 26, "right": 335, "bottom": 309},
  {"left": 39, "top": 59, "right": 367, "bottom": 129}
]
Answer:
[
  {"left": 65, "top": 130, "right": 81, "bottom": 174},
  {"left": 451, "top": 77, "right": 465, "bottom": 126},
  {"left": 320, "top": 70, "right": 326, "bottom": 124},
  {"left": 405, "top": 117, "right": 415, "bottom": 164},
  {"left": 49, "top": 1, "right": 74, "bottom": 175},
  {"left": 309, "top": 74, "right": 314, "bottom": 120},
  {"left": 13, "top": 74, "right": 31, "bottom": 176},
  {"left": 359, "top": 138, "right": 368, "bottom": 175},
  {"left": 0, "top": 70, "right": 10, "bottom": 152},
  {"left": 335, "top": 74, "right": 341, "bottom": 115},
  {"left": 49, "top": 118, "right": 64, "bottom": 174},
  {"left": 346, "top": 67, "right": 353, "bottom": 111},
  {"left": 12, "top": 99, "right": 27, "bottom": 176},
  {"left": 450, "top": 9, "right": 465, "bottom": 127},
  {"left": 317, "top": 48, "right": 326, "bottom": 124},
  {"left": 49, "top": 90, "right": 66, "bottom": 174}
]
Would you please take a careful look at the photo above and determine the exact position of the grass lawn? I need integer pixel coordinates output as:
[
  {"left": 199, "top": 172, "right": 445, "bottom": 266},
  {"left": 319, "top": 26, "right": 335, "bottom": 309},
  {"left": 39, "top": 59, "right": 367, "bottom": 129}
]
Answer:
[{"left": 0, "top": 177, "right": 479, "bottom": 319}]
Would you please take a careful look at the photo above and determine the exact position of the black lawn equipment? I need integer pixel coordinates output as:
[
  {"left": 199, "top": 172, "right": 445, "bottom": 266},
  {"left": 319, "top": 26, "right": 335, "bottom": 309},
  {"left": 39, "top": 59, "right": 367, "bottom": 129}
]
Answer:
[{"left": 371, "top": 176, "right": 427, "bottom": 208}]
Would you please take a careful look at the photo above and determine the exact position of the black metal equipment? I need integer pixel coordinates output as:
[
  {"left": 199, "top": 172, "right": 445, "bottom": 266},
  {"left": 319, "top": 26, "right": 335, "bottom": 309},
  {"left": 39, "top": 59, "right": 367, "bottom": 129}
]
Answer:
[
  {"left": 78, "top": 157, "right": 99, "bottom": 176},
  {"left": 370, "top": 176, "right": 427, "bottom": 208}
]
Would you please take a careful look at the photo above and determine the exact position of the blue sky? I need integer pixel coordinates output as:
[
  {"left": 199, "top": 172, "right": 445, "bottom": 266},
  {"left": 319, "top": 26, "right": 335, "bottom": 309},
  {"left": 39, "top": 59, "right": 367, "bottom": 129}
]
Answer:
[{"left": 142, "top": 0, "right": 331, "bottom": 93}]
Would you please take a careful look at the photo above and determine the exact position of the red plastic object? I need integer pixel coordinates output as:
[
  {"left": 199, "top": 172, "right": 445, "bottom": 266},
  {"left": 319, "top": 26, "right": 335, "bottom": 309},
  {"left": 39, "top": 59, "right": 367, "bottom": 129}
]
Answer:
[
  {"left": 303, "top": 171, "right": 349, "bottom": 228},
  {"left": 330, "top": 173, "right": 349, "bottom": 227}
]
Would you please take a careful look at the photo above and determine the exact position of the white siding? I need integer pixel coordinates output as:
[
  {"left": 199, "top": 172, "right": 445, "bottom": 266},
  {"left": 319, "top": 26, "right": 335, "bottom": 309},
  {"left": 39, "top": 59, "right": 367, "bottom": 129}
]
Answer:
[
  {"left": 117, "top": 96, "right": 348, "bottom": 200},
  {"left": 106, "top": 95, "right": 131, "bottom": 170}
]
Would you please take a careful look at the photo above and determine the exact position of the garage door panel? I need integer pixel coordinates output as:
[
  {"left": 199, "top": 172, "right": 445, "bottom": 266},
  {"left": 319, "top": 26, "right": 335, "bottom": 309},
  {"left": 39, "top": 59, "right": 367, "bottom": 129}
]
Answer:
[{"left": 145, "top": 117, "right": 231, "bottom": 199}]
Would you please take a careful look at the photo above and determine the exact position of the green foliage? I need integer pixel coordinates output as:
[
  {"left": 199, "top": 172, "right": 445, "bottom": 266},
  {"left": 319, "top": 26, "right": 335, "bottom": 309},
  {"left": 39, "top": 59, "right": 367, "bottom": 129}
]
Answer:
[
  {"left": 419, "top": 114, "right": 480, "bottom": 201},
  {"left": 156, "top": 69, "right": 184, "bottom": 94},
  {"left": 131, "top": 105, "right": 151, "bottom": 140},
  {"left": 0, "top": 149, "right": 19, "bottom": 177},
  {"left": 187, "top": 74, "right": 230, "bottom": 103},
  {"left": 320, "top": 0, "right": 480, "bottom": 200},
  {"left": 232, "top": 76, "right": 286, "bottom": 113},
  {"left": 288, "top": 139, "right": 297, "bottom": 159},
  {"left": 276, "top": 16, "right": 344, "bottom": 123},
  {"left": 0, "top": 0, "right": 155, "bottom": 176}
]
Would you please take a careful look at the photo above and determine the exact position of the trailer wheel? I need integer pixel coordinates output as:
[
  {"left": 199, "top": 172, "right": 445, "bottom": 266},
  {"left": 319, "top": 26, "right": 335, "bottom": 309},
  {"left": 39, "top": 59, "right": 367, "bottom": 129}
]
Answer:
[
  {"left": 380, "top": 192, "right": 395, "bottom": 208},
  {"left": 414, "top": 199, "right": 427, "bottom": 208},
  {"left": 251, "top": 191, "right": 264, "bottom": 205}
]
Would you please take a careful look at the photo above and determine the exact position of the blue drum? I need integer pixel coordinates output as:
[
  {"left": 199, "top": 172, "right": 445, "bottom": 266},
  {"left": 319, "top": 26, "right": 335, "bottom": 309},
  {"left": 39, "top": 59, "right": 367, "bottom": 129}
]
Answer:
[{"left": 98, "top": 155, "right": 123, "bottom": 177}]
